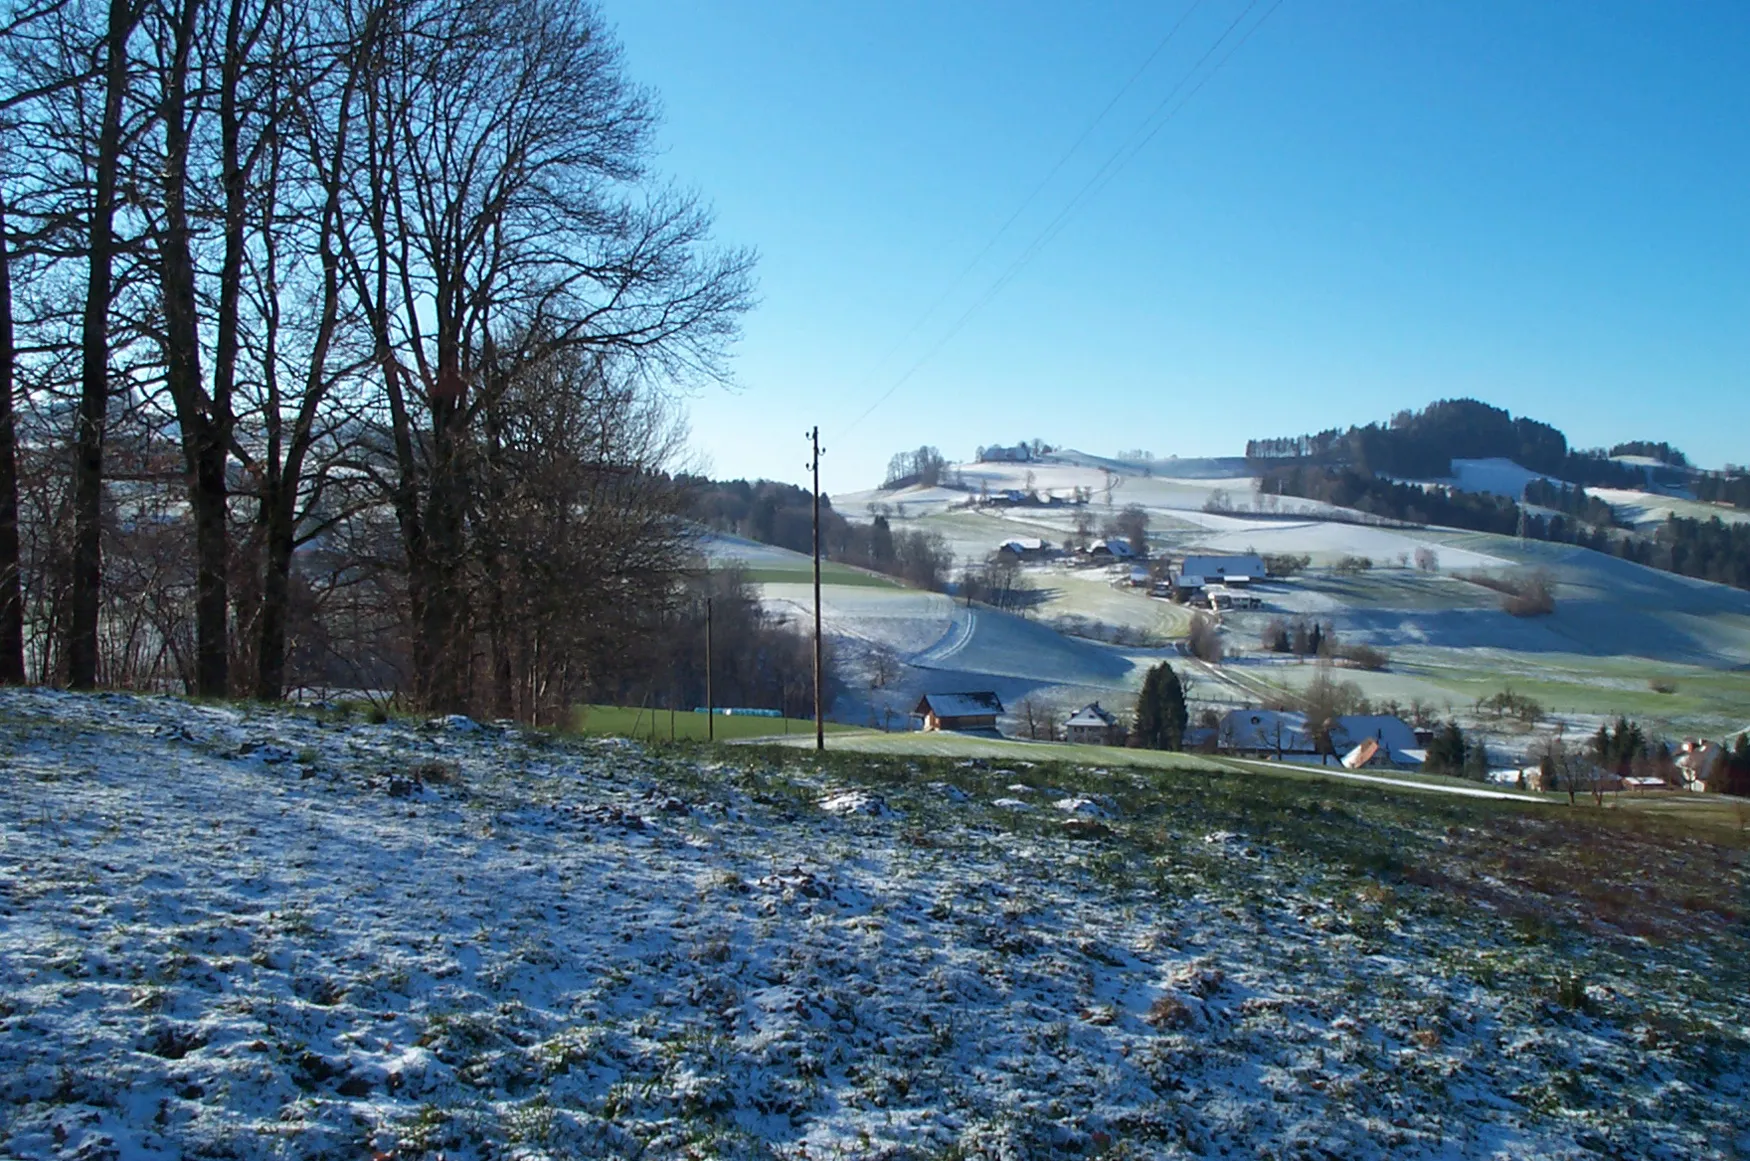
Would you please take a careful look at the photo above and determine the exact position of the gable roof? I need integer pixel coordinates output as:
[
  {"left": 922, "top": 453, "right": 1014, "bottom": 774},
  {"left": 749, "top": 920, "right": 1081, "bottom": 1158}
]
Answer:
[
  {"left": 999, "top": 537, "right": 1047, "bottom": 552},
  {"left": 1179, "top": 554, "right": 1266, "bottom": 579},
  {"left": 1341, "top": 738, "right": 1381, "bottom": 769},
  {"left": 1088, "top": 538, "right": 1135, "bottom": 557},
  {"left": 1330, "top": 715, "right": 1419, "bottom": 756},
  {"left": 914, "top": 691, "right": 1004, "bottom": 719},
  {"left": 1066, "top": 702, "right": 1117, "bottom": 728}
]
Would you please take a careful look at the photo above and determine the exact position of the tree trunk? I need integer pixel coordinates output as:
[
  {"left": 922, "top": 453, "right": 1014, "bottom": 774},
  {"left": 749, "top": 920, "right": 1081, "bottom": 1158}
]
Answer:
[
  {"left": 158, "top": 0, "right": 230, "bottom": 698},
  {"left": 69, "top": 0, "right": 134, "bottom": 690},
  {"left": 0, "top": 199, "right": 24, "bottom": 683},
  {"left": 253, "top": 479, "right": 295, "bottom": 699}
]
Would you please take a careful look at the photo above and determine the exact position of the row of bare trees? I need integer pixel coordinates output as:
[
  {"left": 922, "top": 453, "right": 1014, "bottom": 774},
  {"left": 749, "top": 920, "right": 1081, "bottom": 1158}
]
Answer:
[{"left": 0, "top": 0, "right": 754, "bottom": 715}]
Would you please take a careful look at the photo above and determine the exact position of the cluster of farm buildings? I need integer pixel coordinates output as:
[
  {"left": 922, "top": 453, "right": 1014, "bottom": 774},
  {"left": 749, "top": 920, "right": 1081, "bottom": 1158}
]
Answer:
[
  {"left": 911, "top": 693, "right": 1426, "bottom": 771},
  {"left": 997, "top": 541, "right": 1271, "bottom": 607},
  {"left": 907, "top": 694, "right": 1723, "bottom": 792}
]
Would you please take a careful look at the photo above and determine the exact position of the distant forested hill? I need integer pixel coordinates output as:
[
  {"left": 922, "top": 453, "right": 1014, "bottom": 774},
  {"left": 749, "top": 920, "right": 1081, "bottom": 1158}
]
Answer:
[{"left": 1246, "top": 398, "right": 1665, "bottom": 489}]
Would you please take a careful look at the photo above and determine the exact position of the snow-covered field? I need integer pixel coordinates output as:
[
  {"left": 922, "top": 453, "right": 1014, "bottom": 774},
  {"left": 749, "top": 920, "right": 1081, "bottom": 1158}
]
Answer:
[{"left": 4, "top": 689, "right": 1747, "bottom": 1160}]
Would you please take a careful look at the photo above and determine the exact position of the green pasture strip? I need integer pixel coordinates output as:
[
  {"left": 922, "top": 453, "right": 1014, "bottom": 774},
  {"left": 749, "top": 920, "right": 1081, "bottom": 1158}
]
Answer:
[
  {"left": 570, "top": 704, "right": 858, "bottom": 741},
  {"left": 740, "top": 563, "right": 900, "bottom": 588}
]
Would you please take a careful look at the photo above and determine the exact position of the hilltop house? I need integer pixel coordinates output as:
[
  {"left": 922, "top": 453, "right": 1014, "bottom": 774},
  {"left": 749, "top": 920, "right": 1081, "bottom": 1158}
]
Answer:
[
  {"left": 978, "top": 444, "right": 1033, "bottom": 463},
  {"left": 914, "top": 692, "right": 1003, "bottom": 734},
  {"left": 1065, "top": 702, "right": 1126, "bottom": 746}
]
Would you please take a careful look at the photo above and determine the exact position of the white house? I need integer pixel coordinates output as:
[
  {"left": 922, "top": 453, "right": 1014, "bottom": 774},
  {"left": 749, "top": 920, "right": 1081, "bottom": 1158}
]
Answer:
[
  {"left": 1676, "top": 740, "right": 1722, "bottom": 792},
  {"left": 1065, "top": 702, "right": 1125, "bottom": 746}
]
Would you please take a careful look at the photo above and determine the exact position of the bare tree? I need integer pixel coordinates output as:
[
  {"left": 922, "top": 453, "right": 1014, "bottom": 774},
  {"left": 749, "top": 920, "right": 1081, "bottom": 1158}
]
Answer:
[
  {"left": 338, "top": 0, "right": 753, "bottom": 712},
  {"left": 0, "top": 197, "right": 22, "bottom": 681},
  {"left": 66, "top": 0, "right": 143, "bottom": 688}
]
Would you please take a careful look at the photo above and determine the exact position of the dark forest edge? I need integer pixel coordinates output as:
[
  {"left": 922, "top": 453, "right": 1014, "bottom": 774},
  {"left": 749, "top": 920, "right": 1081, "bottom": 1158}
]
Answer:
[{"left": 1250, "top": 399, "right": 1750, "bottom": 593}]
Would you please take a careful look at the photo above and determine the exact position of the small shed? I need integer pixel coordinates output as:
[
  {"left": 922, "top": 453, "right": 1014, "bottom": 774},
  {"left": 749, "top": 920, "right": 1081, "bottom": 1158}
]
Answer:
[
  {"left": 914, "top": 692, "right": 1004, "bottom": 733},
  {"left": 1065, "top": 702, "right": 1126, "bottom": 746}
]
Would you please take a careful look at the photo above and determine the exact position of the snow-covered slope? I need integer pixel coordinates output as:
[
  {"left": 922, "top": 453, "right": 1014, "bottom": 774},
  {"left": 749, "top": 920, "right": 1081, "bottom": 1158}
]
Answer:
[{"left": 3, "top": 690, "right": 1747, "bottom": 1159}]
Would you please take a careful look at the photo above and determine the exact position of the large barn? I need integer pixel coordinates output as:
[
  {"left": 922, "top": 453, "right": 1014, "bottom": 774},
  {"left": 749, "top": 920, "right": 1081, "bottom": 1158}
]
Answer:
[{"left": 1177, "top": 554, "right": 1267, "bottom": 587}]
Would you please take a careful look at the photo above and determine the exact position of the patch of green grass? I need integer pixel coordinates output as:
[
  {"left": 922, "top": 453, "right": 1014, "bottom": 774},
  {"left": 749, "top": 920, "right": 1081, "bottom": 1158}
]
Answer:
[
  {"left": 569, "top": 704, "right": 858, "bottom": 742},
  {"left": 739, "top": 562, "right": 900, "bottom": 588}
]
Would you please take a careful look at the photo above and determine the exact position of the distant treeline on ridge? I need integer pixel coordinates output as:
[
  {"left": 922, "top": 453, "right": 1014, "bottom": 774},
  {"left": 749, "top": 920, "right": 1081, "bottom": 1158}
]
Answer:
[{"left": 1246, "top": 398, "right": 1663, "bottom": 490}]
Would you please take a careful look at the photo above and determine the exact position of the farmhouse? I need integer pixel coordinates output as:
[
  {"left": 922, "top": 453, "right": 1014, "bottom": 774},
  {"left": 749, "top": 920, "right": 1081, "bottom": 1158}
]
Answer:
[
  {"left": 1330, "top": 715, "right": 1421, "bottom": 766},
  {"left": 1065, "top": 702, "right": 1126, "bottom": 747},
  {"left": 1676, "top": 740, "right": 1722, "bottom": 792},
  {"left": 1086, "top": 538, "right": 1136, "bottom": 560},
  {"left": 1204, "top": 583, "right": 1262, "bottom": 610},
  {"left": 1177, "top": 554, "right": 1267, "bottom": 587},
  {"left": 978, "top": 443, "right": 1033, "bottom": 463},
  {"left": 913, "top": 692, "right": 1004, "bottom": 734},
  {"left": 1217, "top": 710, "right": 1422, "bottom": 766},
  {"left": 997, "top": 537, "right": 1051, "bottom": 561}
]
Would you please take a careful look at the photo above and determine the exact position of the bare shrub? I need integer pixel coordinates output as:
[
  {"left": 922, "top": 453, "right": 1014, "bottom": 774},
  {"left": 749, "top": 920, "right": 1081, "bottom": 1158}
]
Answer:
[
  {"left": 1186, "top": 613, "right": 1222, "bottom": 664},
  {"left": 1414, "top": 546, "right": 1439, "bottom": 572},
  {"left": 1335, "top": 643, "right": 1390, "bottom": 671},
  {"left": 1461, "top": 569, "right": 1557, "bottom": 616}
]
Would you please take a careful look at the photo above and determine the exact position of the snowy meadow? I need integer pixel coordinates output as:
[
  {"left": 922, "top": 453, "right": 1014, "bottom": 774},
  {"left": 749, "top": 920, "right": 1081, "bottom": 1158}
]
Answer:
[{"left": 1, "top": 689, "right": 1745, "bottom": 1159}]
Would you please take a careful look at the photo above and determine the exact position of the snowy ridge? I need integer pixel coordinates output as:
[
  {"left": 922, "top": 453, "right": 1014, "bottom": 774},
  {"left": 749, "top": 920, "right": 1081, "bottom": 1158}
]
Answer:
[{"left": 1, "top": 689, "right": 1745, "bottom": 1159}]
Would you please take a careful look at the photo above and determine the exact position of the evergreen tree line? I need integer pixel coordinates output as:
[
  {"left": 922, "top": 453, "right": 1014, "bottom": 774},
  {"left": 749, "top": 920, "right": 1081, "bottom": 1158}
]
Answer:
[
  {"left": 1607, "top": 441, "right": 1689, "bottom": 468},
  {"left": 0, "top": 0, "right": 762, "bottom": 721},
  {"left": 1247, "top": 398, "right": 1651, "bottom": 488},
  {"left": 1693, "top": 472, "right": 1750, "bottom": 511},
  {"left": 682, "top": 477, "right": 955, "bottom": 591},
  {"left": 1523, "top": 479, "right": 1625, "bottom": 528}
]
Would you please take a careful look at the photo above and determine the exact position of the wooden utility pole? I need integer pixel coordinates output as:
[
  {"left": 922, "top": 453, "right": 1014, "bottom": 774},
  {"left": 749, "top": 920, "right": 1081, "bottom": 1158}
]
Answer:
[
  {"left": 705, "top": 596, "right": 714, "bottom": 741},
  {"left": 808, "top": 427, "right": 826, "bottom": 751}
]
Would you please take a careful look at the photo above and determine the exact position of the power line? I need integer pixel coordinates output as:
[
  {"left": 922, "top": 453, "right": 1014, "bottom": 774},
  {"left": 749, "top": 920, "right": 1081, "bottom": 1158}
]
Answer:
[
  {"left": 861, "top": 0, "right": 1209, "bottom": 380},
  {"left": 841, "top": 0, "right": 1286, "bottom": 437}
]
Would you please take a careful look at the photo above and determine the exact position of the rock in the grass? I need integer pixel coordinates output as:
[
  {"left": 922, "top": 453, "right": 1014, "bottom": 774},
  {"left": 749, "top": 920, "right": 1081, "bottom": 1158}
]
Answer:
[
  {"left": 236, "top": 741, "right": 298, "bottom": 763},
  {"left": 926, "top": 781, "right": 970, "bottom": 803},
  {"left": 425, "top": 714, "right": 485, "bottom": 733},
  {"left": 818, "top": 790, "right": 895, "bottom": 818},
  {"left": 992, "top": 797, "right": 1031, "bottom": 810},
  {"left": 1053, "top": 796, "right": 1111, "bottom": 818}
]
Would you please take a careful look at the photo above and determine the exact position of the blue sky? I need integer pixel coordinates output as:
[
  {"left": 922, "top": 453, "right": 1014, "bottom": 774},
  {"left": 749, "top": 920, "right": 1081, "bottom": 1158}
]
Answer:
[{"left": 610, "top": 1, "right": 1748, "bottom": 492}]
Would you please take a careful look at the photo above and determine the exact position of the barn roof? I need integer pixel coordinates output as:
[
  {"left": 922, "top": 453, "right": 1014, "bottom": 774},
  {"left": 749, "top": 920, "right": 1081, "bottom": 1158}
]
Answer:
[
  {"left": 914, "top": 692, "right": 1004, "bottom": 718},
  {"left": 1179, "top": 554, "right": 1266, "bottom": 579}
]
